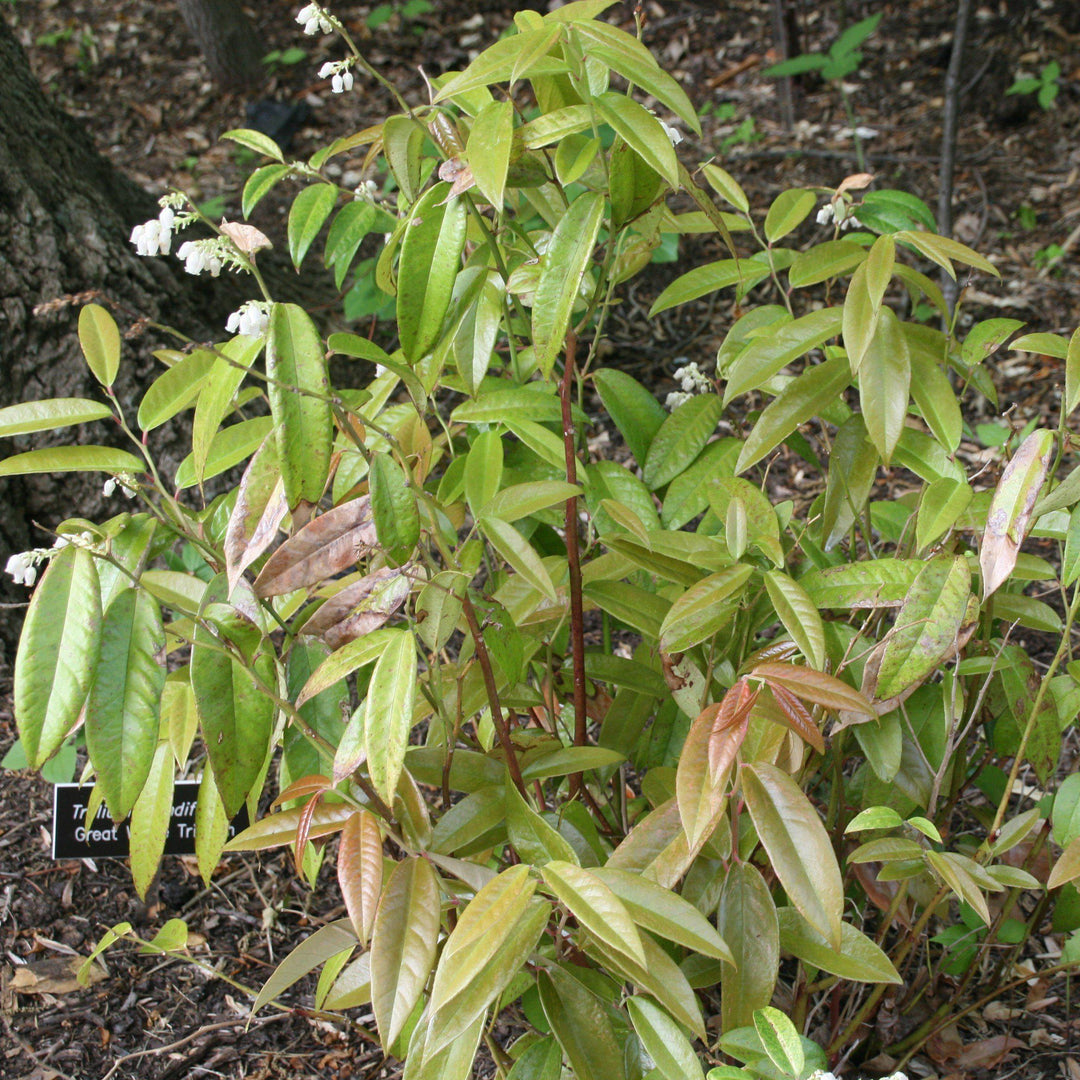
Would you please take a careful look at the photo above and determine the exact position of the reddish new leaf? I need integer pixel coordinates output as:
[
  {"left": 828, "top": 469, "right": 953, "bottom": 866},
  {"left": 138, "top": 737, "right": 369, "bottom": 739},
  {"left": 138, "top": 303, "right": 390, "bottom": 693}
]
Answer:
[
  {"left": 766, "top": 682, "right": 825, "bottom": 754},
  {"left": 706, "top": 678, "right": 758, "bottom": 778},
  {"left": 750, "top": 662, "right": 875, "bottom": 719},
  {"left": 338, "top": 809, "right": 384, "bottom": 947},
  {"left": 297, "top": 567, "right": 412, "bottom": 649}
]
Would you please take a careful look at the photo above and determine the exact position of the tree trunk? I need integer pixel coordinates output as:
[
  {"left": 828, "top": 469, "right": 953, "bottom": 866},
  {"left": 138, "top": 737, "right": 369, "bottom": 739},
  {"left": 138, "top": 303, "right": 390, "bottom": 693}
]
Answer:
[
  {"left": 0, "top": 16, "right": 244, "bottom": 661},
  {"left": 175, "top": 0, "right": 266, "bottom": 90}
]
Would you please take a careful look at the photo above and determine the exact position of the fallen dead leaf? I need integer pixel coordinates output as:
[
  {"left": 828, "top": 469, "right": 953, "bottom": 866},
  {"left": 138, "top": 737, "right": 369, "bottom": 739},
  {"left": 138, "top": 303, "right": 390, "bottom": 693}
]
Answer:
[
  {"left": 9, "top": 957, "right": 106, "bottom": 995},
  {"left": 953, "top": 1033, "right": 1026, "bottom": 1068}
]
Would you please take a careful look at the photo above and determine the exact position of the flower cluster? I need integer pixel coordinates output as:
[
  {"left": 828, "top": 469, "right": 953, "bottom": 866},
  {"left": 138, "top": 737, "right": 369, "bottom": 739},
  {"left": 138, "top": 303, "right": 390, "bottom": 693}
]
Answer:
[
  {"left": 5, "top": 533, "right": 98, "bottom": 587},
  {"left": 226, "top": 300, "right": 271, "bottom": 338},
  {"left": 296, "top": 3, "right": 334, "bottom": 35},
  {"left": 659, "top": 119, "right": 683, "bottom": 146},
  {"left": 176, "top": 238, "right": 228, "bottom": 277},
  {"left": 816, "top": 199, "right": 861, "bottom": 230},
  {"left": 665, "top": 360, "right": 712, "bottom": 410},
  {"left": 103, "top": 473, "right": 138, "bottom": 499},
  {"left": 318, "top": 59, "right": 354, "bottom": 93},
  {"left": 354, "top": 179, "right": 380, "bottom": 202},
  {"left": 130, "top": 194, "right": 193, "bottom": 258}
]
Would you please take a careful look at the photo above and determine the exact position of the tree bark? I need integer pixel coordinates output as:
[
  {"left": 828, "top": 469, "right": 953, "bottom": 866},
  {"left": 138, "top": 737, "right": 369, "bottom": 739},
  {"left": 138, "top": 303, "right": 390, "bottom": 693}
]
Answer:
[
  {"left": 175, "top": 0, "right": 266, "bottom": 90},
  {"left": 0, "top": 16, "right": 244, "bottom": 661}
]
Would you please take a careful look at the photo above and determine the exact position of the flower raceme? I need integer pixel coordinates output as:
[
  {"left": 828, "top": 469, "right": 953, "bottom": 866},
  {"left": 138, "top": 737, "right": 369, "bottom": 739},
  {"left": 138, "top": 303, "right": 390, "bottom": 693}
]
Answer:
[
  {"left": 318, "top": 60, "right": 354, "bottom": 93},
  {"left": 296, "top": 3, "right": 333, "bottom": 35},
  {"left": 225, "top": 301, "right": 271, "bottom": 338}
]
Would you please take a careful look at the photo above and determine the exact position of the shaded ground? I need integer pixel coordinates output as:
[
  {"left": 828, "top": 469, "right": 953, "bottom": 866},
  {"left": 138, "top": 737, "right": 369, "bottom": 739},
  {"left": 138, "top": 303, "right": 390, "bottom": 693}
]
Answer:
[{"left": 2, "top": 1, "right": 1080, "bottom": 1077}]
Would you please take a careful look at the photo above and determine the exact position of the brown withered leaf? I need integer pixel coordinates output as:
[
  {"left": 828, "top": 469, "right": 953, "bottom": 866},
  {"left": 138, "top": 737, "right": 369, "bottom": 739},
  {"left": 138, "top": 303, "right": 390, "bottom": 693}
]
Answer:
[
  {"left": 11, "top": 957, "right": 106, "bottom": 995},
  {"left": 225, "top": 436, "right": 288, "bottom": 594},
  {"left": 219, "top": 218, "right": 272, "bottom": 256},
  {"left": 980, "top": 429, "right": 1054, "bottom": 599},
  {"left": 953, "top": 1034, "right": 1025, "bottom": 1069},
  {"left": 851, "top": 862, "right": 912, "bottom": 928},
  {"left": 297, "top": 567, "right": 411, "bottom": 649},
  {"left": 768, "top": 681, "right": 825, "bottom": 754},
  {"left": 254, "top": 496, "right": 377, "bottom": 597},
  {"left": 338, "top": 809, "right": 384, "bottom": 947}
]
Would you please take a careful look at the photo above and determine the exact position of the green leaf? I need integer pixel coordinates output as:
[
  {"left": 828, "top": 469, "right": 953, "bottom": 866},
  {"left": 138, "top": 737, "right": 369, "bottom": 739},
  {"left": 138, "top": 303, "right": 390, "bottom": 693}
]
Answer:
[
  {"left": 0, "top": 398, "right": 112, "bottom": 438},
  {"left": 1067, "top": 327, "right": 1080, "bottom": 416},
  {"left": 370, "top": 453, "right": 420, "bottom": 566},
  {"left": 717, "top": 863, "right": 778, "bottom": 1031},
  {"left": 857, "top": 305, "right": 910, "bottom": 464},
  {"left": 801, "top": 558, "right": 920, "bottom": 609},
  {"left": 324, "top": 201, "right": 377, "bottom": 290},
  {"left": 842, "top": 262, "right": 875, "bottom": 373},
  {"left": 78, "top": 304, "right": 121, "bottom": 387},
  {"left": 267, "top": 303, "right": 332, "bottom": 509},
  {"left": 480, "top": 516, "right": 557, "bottom": 601},
  {"left": 742, "top": 762, "right": 843, "bottom": 947},
  {"left": 896, "top": 229, "right": 999, "bottom": 280},
  {"left": 763, "top": 570, "right": 825, "bottom": 670},
  {"left": 14, "top": 545, "right": 101, "bottom": 767},
  {"left": 788, "top": 240, "right": 866, "bottom": 288},
  {"left": 174, "top": 416, "right": 273, "bottom": 489},
  {"left": 371, "top": 857, "right": 441, "bottom": 1050},
  {"left": 538, "top": 967, "right": 627, "bottom": 1080},
  {"left": 906, "top": 336, "right": 963, "bottom": 453},
  {"left": 649, "top": 259, "right": 770, "bottom": 317},
  {"left": 736, "top": 357, "right": 850, "bottom": 474},
  {"left": 505, "top": 1038, "right": 562, "bottom": 1080},
  {"left": 85, "top": 590, "right": 166, "bottom": 821},
  {"left": 129, "top": 740, "right": 174, "bottom": 899},
  {"left": 252, "top": 918, "right": 358, "bottom": 1014},
  {"left": 507, "top": 783, "right": 578, "bottom": 866},
  {"left": 703, "top": 163, "right": 749, "bottom": 214},
  {"left": 288, "top": 183, "right": 338, "bottom": 269},
  {"left": 191, "top": 335, "right": 262, "bottom": 486},
  {"left": 573, "top": 21, "right": 700, "bottom": 133},
  {"left": 876, "top": 556, "right": 971, "bottom": 699},
  {"left": 364, "top": 629, "right": 417, "bottom": 806},
  {"left": 243, "top": 162, "right": 292, "bottom": 218},
  {"left": 484, "top": 481, "right": 581, "bottom": 524},
  {"left": 659, "top": 564, "right": 754, "bottom": 653},
  {"left": 222, "top": 127, "right": 285, "bottom": 161},
  {"left": 0, "top": 445, "right": 144, "bottom": 478},
  {"left": 591, "top": 866, "right": 734, "bottom": 962},
  {"left": 821, "top": 414, "right": 878, "bottom": 550},
  {"left": 542, "top": 861, "right": 645, "bottom": 965},
  {"left": 467, "top": 99, "right": 514, "bottom": 211},
  {"left": 139, "top": 917, "right": 189, "bottom": 955},
  {"left": 723, "top": 307, "right": 843, "bottom": 405},
  {"left": 434, "top": 27, "right": 568, "bottom": 101},
  {"left": 643, "top": 394, "right": 723, "bottom": 490},
  {"left": 519, "top": 746, "right": 624, "bottom": 781},
  {"left": 453, "top": 387, "right": 574, "bottom": 425},
  {"left": 763, "top": 189, "right": 815, "bottom": 244},
  {"left": 593, "top": 369, "right": 666, "bottom": 468},
  {"left": 191, "top": 577, "right": 276, "bottom": 819},
  {"left": 777, "top": 907, "right": 901, "bottom": 983},
  {"left": 138, "top": 350, "right": 216, "bottom": 432},
  {"left": 532, "top": 191, "right": 605, "bottom": 375},
  {"left": 754, "top": 1006, "right": 804, "bottom": 1077},
  {"left": 397, "top": 182, "right": 468, "bottom": 363},
  {"left": 628, "top": 996, "right": 705, "bottom": 1080},
  {"left": 594, "top": 92, "right": 678, "bottom": 189}
]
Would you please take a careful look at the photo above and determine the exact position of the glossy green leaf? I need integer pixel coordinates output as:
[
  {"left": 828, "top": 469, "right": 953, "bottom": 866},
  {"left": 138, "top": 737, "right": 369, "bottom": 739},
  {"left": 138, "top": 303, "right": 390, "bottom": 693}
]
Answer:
[
  {"left": 191, "top": 577, "right": 276, "bottom": 819},
  {"left": 821, "top": 414, "right": 878, "bottom": 549},
  {"left": 253, "top": 918, "right": 358, "bottom": 1014},
  {"left": 926, "top": 850, "right": 991, "bottom": 925},
  {"left": 876, "top": 556, "right": 971, "bottom": 699},
  {"left": 743, "top": 762, "right": 843, "bottom": 947},
  {"left": 857, "top": 305, "right": 910, "bottom": 465},
  {"left": 717, "top": 863, "right": 778, "bottom": 1031},
  {"left": 592, "top": 369, "right": 666, "bottom": 467},
  {"left": 542, "top": 861, "right": 645, "bottom": 965},
  {"left": 763, "top": 570, "right": 825, "bottom": 670},
  {"left": 195, "top": 769, "right": 230, "bottom": 886},
  {"left": 398, "top": 182, "right": 468, "bottom": 363},
  {"left": 916, "top": 477, "right": 973, "bottom": 551},
  {"left": 85, "top": 590, "right": 166, "bottom": 822},
  {"left": 267, "top": 303, "right": 332, "bottom": 509},
  {"left": 735, "top": 357, "right": 850, "bottom": 474},
  {"left": 754, "top": 1006, "right": 804, "bottom": 1077},
  {"left": 370, "top": 453, "right": 420, "bottom": 566},
  {"left": 643, "top": 394, "right": 723, "bottom": 490},
  {"left": 14, "top": 545, "right": 101, "bottom": 767},
  {"left": 703, "top": 163, "right": 749, "bottom": 214},
  {"left": 628, "top": 996, "right": 705, "bottom": 1080},
  {"left": 659, "top": 564, "right": 753, "bottom": 653},
  {"left": 764, "top": 189, "right": 815, "bottom": 243},
  {"left": 787, "top": 239, "right": 866, "bottom": 288},
  {"left": 467, "top": 99, "right": 514, "bottom": 211},
  {"left": 484, "top": 481, "right": 581, "bottom": 524},
  {"left": 288, "top": 183, "right": 337, "bottom": 269},
  {"left": 129, "top": 740, "right": 174, "bottom": 899},
  {"left": 364, "top": 629, "right": 417, "bottom": 806},
  {"left": 777, "top": 907, "right": 901, "bottom": 983},
  {"left": 842, "top": 263, "right": 875, "bottom": 374},
  {"left": 174, "top": 416, "right": 273, "bottom": 489},
  {"left": 895, "top": 229, "right": 999, "bottom": 280},
  {"left": 0, "top": 445, "right": 144, "bottom": 478},
  {"left": 78, "top": 303, "right": 121, "bottom": 387},
  {"left": 649, "top": 259, "right": 770, "bottom": 317},
  {"left": 723, "top": 307, "right": 842, "bottom": 405},
  {"left": 138, "top": 349, "right": 216, "bottom": 431},
  {"left": 371, "top": 857, "right": 441, "bottom": 1050},
  {"left": 221, "top": 127, "right": 284, "bottom": 161},
  {"left": 538, "top": 967, "right": 627, "bottom": 1080},
  {"left": 480, "top": 516, "right": 556, "bottom": 601},
  {"left": 324, "top": 201, "right": 377, "bottom": 289},
  {"left": 507, "top": 783, "right": 578, "bottom": 865},
  {"left": 801, "top": 558, "right": 920, "bottom": 609},
  {"left": 532, "top": 191, "right": 604, "bottom": 375},
  {"left": 242, "top": 162, "right": 291, "bottom": 217},
  {"left": 0, "top": 398, "right": 112, "bottom": 438},
  {"left": 594, "top": 91, "right": 678, "bottom": 189}
]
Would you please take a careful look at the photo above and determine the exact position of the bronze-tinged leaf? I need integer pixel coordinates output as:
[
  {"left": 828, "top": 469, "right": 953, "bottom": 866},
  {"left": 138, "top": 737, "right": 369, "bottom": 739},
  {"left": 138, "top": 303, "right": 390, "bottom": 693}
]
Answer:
[
  {"left": 750, "top": 662, "right": 875, "bottom": 719},
  {"left": 293, "top": 791, "right": 327, "bottom": 874},
  {"left": 254, "top": 496, "right": 377, "bottom": 597},
  {"left": 338, "top": 809, "right": 384, "bottom": 947},
  {"left": 297, "top": 567, "right": 412, "bottom": 649},
  {"left": 225, "top": 436, "right": 289, "bottom": 594},
  {"left": 272, "top": 773, "right": 333, "bottom": 809},
  {"left": 707, "top": 678, "right": 758, "bottom": 778},
  {"left": 767, "top": 682, "right": 825, "bottom": 754},
  {"left": 677, "top": 703, "right": 744, "bottom": 853},
  {"left": 980, "top": 429, "right": 1055, "bottom": 598}
]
